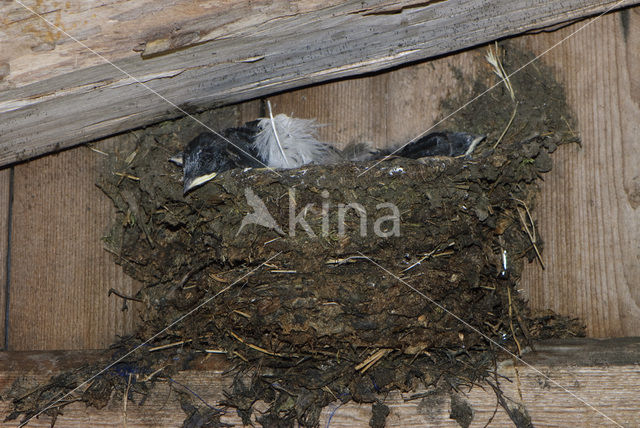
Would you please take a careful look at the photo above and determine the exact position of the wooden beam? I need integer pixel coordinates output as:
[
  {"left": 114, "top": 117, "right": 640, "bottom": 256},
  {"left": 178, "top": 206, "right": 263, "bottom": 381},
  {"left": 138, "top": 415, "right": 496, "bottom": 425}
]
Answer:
[
  {"left": 518, "top": 8, "right": 640, "bottom": 338},
  {"left": 1, "top": 338, "right": 639, "bottom": 427},
  {"left": 0, "top": 169, "right": 9, "bottom": 348},
  {"left": 0, "top": 0, "right": 637, "bottom": 167}
]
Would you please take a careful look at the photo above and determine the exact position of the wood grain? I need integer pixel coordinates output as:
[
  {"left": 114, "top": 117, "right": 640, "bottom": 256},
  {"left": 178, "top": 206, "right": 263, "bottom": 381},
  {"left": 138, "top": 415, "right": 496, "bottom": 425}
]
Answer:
[
  {"left": 267, "top": 51, "right": 483, "bottom": 150},
  {"left": 518, "top": 8, "right": 640, "bottom": 337},
  {"left": 7, "top": 147, "right": 141, "bottom": 351},
  {"left": 2, "top": 0, "right": 633, "bottom": 89},
  {"left": 1, "top": 339, "right": 638, "bottom": 427},
  {"left": 0, "top": 168, "right": 9, "bottom": 348},
  {"left": 1, "top": 0, "right": 637, "bottom": 167}
]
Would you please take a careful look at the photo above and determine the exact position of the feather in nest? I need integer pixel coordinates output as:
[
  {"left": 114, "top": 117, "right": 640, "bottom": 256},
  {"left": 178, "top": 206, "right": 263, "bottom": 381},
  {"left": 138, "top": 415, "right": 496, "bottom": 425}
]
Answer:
[
  {"left": 174, "top": 113, "right": 483, "bottom": 194},
  {"left": 253, "top": 114, "right": 343, "bottom": 168}
]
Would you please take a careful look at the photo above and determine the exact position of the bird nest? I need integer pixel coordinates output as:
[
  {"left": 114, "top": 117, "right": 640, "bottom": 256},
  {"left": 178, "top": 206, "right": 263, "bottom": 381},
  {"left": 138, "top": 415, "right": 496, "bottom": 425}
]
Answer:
[{"left": 8, "top": 44, "right": 584, "bottom": 427}]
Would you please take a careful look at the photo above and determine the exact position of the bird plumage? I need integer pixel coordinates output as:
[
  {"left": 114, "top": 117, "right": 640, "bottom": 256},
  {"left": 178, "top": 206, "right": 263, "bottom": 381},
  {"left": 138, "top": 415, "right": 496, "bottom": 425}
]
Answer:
[
  {"left": 175, "top": 114, "right": 485, "bottom": 194},
  {"left": 253, "top": 114, "right": 341, "bottom": 168},
  {"left": 390, "top": 132, "right": 485, "bottom": 158}
]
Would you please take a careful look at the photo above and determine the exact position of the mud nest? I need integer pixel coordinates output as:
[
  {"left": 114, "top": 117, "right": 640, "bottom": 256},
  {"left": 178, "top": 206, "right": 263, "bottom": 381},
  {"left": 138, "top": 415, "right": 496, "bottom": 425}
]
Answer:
[{"left": 8, "top": 44, "right": 585, "bottom": 427}]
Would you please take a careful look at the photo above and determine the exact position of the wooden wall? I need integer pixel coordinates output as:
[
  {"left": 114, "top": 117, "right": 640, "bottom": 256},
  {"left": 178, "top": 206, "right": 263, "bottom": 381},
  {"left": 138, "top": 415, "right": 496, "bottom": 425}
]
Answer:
[{"left": 0, "top": 7, "right": 638, "bottom": 352}]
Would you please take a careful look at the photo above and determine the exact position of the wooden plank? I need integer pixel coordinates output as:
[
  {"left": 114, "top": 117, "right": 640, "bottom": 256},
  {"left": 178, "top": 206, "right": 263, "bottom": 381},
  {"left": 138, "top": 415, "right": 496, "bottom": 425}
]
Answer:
[
  {"left": 0, "top": 339, "right": 638, "bottom": 427},
  {"left": 3, "top": 0, "right": 632, "bottom": 90},
  {"left": 7, "top": 146, "right": 141, "bottom": 351},
  {"left": 1, "top": 0, "right": 638, "bottom": 167},
  {"left": 518, "top": 8, "right": 640, "bottom": 337},
  {"left": 267, "top": 50, "right": 483, "bottom": 150},
  {"left": 0, "top": 168, "right": 10, "bottom": 348}
]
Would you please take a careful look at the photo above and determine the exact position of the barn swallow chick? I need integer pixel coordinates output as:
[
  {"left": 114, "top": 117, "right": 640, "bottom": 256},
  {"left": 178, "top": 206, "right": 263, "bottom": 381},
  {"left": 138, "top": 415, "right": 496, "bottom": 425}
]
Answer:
[
  {"left": 178, "top": 115, "right": 341, "bottom": 194},
  {"left": 181, "top": 131, "right": 262, "bottom": 194},
  {"left": 393, "top": 132, "right": 485, "bottom": 159},
  {"left": 175, "top": 114, "right": 484, "bottom": 195}
]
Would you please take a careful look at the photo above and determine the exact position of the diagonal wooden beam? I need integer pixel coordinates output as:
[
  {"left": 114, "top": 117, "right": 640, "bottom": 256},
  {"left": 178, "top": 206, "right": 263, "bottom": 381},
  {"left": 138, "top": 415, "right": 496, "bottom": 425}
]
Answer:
[{"left": 0, "top": 0, "right": 637, "bottom": 167}]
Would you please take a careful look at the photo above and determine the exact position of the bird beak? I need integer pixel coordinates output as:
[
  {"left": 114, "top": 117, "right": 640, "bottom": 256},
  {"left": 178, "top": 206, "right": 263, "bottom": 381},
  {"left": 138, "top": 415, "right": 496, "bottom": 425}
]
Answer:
[
  {"left": 183, "top": 172, "right": 218, "bottom": 195},
  {"left": 169, "top": 153, "right": 184, "bottom": 167},
  {"left": 464, "top": 134, "right": 486, "bottom": 156}
]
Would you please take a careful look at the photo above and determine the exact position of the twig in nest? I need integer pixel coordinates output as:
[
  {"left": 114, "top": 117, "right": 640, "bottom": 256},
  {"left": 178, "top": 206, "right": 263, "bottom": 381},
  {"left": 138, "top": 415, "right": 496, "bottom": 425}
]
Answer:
[
  {"left": 485, "top": 42, "right": 518, "bottom": 150},
  {"left": 87, "top": 145, "right": 108, "bottom": 156},
  {"left": 263, "top": 237, "right": 281, "bottom": 246},
  {"left": 114, "top": 172, "right": 140, "bottom": 181},
  {"left": 493, "top": 103, "right": 518, "bottom": 150},
  {"left": 482, "top": 358, "right": 501, "bottom": 428},
  {"left": 355, "top": 348, "right": 392, "bottom": 373},
  {"left": 512, "top": 198, "right": 545, "bottom": 269},
  {"left": 228, "top": 330, "right": 286, "bottom": 357},
  {"left": 233, "top": 310, "right": 251, "bottom": 319},
  {"left": 561, "top": 115, "right": 578, "bottom": 139},
  {"left": 233, "top": 351, "right": 249, "bottom": 362},
  {"left": 124, "top": 148, "right": 138, "bottom": 165},
  {"left": 326, "top": 255, "right": 369, "bottom": 265},
  {"left": 403, "top": 249, "right": 437, "bottom": 272},
  {"left": 148, "top": 339, "right": 192, "bottom": 352},
  {"left": 204, "top": 349, "right": 227, "bottom": 354},
  {"left": 109, "top": 288, "right": 143, "bottom": 311},
  {"left": 486, "top": 42, "right": 515, "bottom": 102},
  {"left": 109, "top": 288, "right": 143, "bottom": 303},
  {"left": 403, "top": 243, "right": 455, "bottom": 272},
  {"left": 515, "top": 312, "right": 534, "bottom": 351},
  {"left": 486, "top": 379, "right": 533, "bottom": 428},
  {"left": 121, "top": 189, "right": 154, "bottom": 248},
  {"left": 507, "top": 287, "right": 522, "bottom": 356},
  {"left": 123, "top": 373, "right": 132, "bottom": 428},
  {"left": 209, "top": 272, "right": 228, "bottom": 283},
  {"left": 140, "top": 365, "right": 167, "bottom": 382},
  {"left": 266, "top": 100, "right": 290, "bottom": 167}
]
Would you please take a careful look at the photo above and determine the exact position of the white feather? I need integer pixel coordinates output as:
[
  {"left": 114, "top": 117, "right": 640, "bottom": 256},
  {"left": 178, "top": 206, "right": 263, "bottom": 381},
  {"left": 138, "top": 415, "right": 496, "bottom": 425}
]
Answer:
[{"left": 253, "top": 114, "right": 338, "bottom": 169}]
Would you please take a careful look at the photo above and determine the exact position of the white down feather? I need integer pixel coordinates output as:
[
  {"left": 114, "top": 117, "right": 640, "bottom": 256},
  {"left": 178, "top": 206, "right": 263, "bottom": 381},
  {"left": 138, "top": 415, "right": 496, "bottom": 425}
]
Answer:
[{"left": 253, "top": 114, "right": 338, "bottom": 169}]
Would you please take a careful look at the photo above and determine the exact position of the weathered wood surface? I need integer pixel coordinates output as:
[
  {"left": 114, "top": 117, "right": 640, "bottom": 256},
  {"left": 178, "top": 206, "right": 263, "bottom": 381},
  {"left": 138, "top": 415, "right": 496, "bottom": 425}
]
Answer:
[
  {"left": 0, "top": 338, "right": 638, "bottom": 427},
  {"left": 0, "top": 169, "right": 9, "bottom": 348},
  {"left": 7, "top": 147, "right": 142, "bottom": 351},
  {"left": 519, "top": 7, "right": 640, "bottom": 338},
  {"left": 266, "top": 51, "right": 483, "bottom": 150},
  {"left": 1, "top": 0, "right": 638, "bottom": 167}
]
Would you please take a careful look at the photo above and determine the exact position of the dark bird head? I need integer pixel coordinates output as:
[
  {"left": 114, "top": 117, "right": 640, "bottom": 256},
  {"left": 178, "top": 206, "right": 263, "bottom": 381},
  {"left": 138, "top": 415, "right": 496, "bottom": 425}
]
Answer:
[
  {"left": 182, "top": 133, "right": 237, "bottom": 194},
  {"left": 396, "top": 132, "right": 485, "bottom": 159}
]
